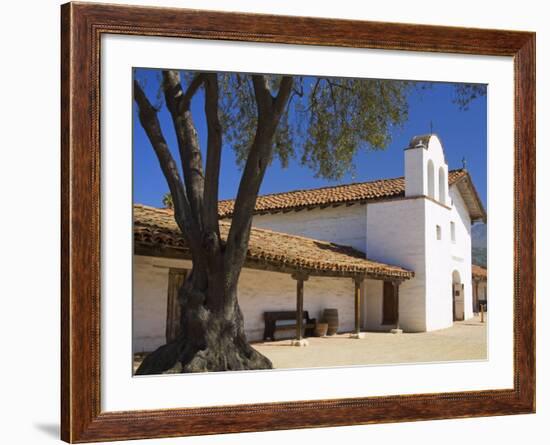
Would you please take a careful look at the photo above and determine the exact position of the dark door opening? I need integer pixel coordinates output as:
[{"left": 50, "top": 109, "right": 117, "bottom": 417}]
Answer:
[{"left": 382, "top": 281, "right": 398, "bottom": 325}]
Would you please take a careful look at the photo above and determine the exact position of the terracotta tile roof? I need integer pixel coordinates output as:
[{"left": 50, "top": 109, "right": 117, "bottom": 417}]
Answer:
[
  {"left": 134, "top": 205, "right": 414, "bottom": 280},
  {"left": 218, "top": 169, "right": 470, "bottom": 218},
  {"left": 472, "top": 264, "right": 487, "bottom": 280}
]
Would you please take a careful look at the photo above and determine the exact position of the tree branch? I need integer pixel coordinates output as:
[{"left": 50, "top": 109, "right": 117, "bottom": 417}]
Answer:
[
  {"left": 292, "top": 76, "right": 304, "bottom": 97},
  {"left": 224, "top": 76, "right": 293, "bottom": 296},
  {"left": 326, "top": 79, "right": 353, "bottom": 93},
  {"left": 162, "top": 70, "right": 206, "bottom": 229},
  {"left": 272, "top": 76, "right": 294, "bottom": 120},
  {"left": 133, "top": 80, "right": 201, "bottom": 248},
  {"left": 327, "top": 80, "right": 338, "bottom": 113},
  {"left": 181, "top": 74, "right": 205, "bottom": 109},
  {"left": 251, "top": 75, "right": 273, "bottom": 117},
  {"left": 203, "top": 73, "right": 222, "bottom": 243},
  {"left": 303, "top": 78, "right": 321, "bottom": 112}
]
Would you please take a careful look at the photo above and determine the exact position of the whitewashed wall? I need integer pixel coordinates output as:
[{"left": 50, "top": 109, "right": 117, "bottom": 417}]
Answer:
[
  {"left": 405, "top": 144, "right": 428, "bottom": 197},
  {"left": 421, "top": 136, "right": 453, "bottom": 330},
  {"left": 366, "top": 198, "right": 428, "bottom": 332},
  {"left": 424, "top": 198, "right": 454, "bottom": 331},
  {"left": 449, "top": 185, "right": 474, "bottom": 321},
  {"left": 133, "top": 255, "right": 356, "bottom": 353},
  {"left": 363, "top": 279, "right": 387, "bottom": 331},
  {"left": 249, "top": 203, "right": 367, "bottom": 253},
  {"left": 133, "top": 255, "right": 171, "bottom": 353}
]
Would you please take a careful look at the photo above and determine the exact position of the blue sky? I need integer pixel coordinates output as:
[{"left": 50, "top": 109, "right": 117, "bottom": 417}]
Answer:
[{"left": 133, "top": 69, "right": 487, "bottom": 208}]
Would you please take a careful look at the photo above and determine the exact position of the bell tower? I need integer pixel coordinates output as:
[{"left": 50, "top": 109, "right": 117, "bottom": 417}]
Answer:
[{"left": 404, "top": 134, "right": 448, "bottom": 205}]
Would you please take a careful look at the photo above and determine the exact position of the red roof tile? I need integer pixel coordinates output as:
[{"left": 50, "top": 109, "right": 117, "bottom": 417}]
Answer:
[
  {"left": 472, "top": 264, "right": 487, "bottom": 280},
  {"left": 218, "top": 169, "right": 470, "bottom": 218}
]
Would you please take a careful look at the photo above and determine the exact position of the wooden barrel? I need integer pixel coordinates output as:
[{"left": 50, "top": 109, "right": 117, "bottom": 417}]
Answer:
[
  {"left": 314, "top": 322, "right": 328, "bottom": 337},
  {"left": 323, "top": 308, "right": 339, "bottom": 335}
]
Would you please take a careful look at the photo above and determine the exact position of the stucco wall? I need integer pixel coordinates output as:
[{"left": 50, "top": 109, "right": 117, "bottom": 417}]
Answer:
[
  {"left": 133, "top": 255, "right": 171, "bottom": 353},
  {"left": 365, "top": 195, "right": 474, "bottom": 332},
  {"left": 133, "top": 255, "right": 356, "bottom": 353},
  {"left": 249, "top": 203, "right": 367, "bottom": 253},
  {"left": 405, "top": 145, "right": 428, "bottom": 197},
  {"left": 420, "top": 183, "right": 474, "bottom": 330},
  {"left": 449, "top": 185, "right": 474, "bottom": 320},
  {"left": 424, "top": 199, "right": 453, "bottom": 330},
  {"left": 366, "top": 198, "right": 428, "bottom": 332},
  {"left": 363, "top": 278, "right": 387, "bottom": 331}
]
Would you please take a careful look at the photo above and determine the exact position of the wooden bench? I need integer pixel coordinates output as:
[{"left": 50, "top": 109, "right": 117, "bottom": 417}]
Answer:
[{"left": 263, "top": 311, "right": 316, "bottom": 341}]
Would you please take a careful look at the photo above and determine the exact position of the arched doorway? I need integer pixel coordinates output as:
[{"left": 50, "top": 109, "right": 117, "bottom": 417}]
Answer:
[{"left": 452, "top": 270, "right": 465, "bottom": 321}]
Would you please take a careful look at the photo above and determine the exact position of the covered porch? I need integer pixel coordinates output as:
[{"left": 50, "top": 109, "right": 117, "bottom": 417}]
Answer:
[{"left": 272, "top": 272, "right": 412, "bottom": 347}]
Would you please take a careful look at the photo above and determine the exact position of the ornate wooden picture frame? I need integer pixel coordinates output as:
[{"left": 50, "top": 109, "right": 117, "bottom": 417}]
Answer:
[{"left": 61, "top": 2, "right": 535, "bottom": 442}]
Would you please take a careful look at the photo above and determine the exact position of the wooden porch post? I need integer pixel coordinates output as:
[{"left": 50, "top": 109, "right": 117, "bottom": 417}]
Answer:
[
  {"left": 291, "top": 272, "right": 309, "bottom": 346},
  {"left": 390, "top": 280, "right": 403, "bottom": 334},
  {"left": 473, "top": 280, "right": 479, "bottom": 313},
  {"left": 350, "top": 275, "right": 365, "bottom": 339},
  {"left": 296, "top": 278, "right": 304, "bottom": 341},
  {"left": 354, "top": 278, "right": 361, "bottom": 334}
]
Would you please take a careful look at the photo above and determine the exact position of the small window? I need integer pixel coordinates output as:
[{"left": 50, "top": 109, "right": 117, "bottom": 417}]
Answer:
[
  {"left": 451, "top": 222, "right": 456, "bottom": 243},
  {"left": 436, "top": 225, "right": 442, "bottom": 240}
]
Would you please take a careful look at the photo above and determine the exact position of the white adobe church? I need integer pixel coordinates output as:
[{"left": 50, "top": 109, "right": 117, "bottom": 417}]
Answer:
[{"left": 133, "top": 134, "right": 487, "bottom": 353}]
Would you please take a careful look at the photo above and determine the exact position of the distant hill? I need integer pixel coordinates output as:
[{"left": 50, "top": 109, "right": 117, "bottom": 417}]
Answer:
[{"left": 471, "top": 223, "right": 487, "bottom": 267}]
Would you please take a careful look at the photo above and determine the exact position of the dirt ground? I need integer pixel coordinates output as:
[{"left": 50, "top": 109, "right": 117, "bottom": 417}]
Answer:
[
  {"left": 252, "top": 314, "right": 487, "bottom": 369},
  {"left": 134, "top": 315, "right": 487, "bottom": 372}
]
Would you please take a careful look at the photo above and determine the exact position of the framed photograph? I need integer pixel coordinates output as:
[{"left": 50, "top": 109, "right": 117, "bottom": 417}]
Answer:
[{"left": 61, "top": 2, "right": 535, "bottom": 442}]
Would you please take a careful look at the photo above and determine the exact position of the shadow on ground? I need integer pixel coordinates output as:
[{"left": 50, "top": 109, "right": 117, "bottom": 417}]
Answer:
[{"left": 33, "top": 423, "right": 59, "bottom": 439}]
